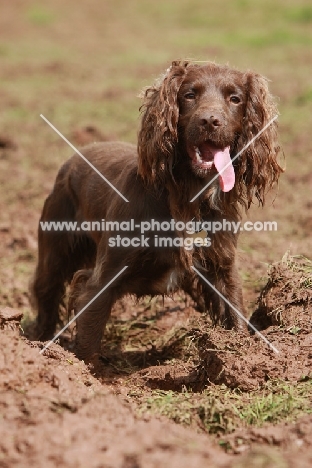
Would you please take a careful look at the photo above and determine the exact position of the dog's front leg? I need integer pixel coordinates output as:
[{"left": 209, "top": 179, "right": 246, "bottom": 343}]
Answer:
[
  {"left": 197, "top": 263, "right": 248, "bottom": 332},
  {"left": 215, "top": 264, "right": 247, "bottom": 331}
]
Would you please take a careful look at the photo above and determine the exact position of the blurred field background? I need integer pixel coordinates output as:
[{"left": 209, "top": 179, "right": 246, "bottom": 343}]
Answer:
[{"left": 1, "top": 0, "right": 312, "bottom": 314}]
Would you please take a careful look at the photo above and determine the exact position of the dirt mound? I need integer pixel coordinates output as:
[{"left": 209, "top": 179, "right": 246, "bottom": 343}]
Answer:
[
  {"left": 197, "top": 255, "right": 312, "bottom": 391},
  {"left": 198, "top": 327, "right": 311, "bottom": 391},
  {"left": 1, "top": 320, "right": 310, "bottom": 468},
  {"left": 0, "top": 307, "right": 23, "bottom": 332},
  {"left": 1, "top": 256, "right": 312, "bottom": 467},
  {"left": 132, "top": 362, "right": 198, "bottom": 392},
  {"left": 0, "top": 328, "right": 229, "bottom": 468},
  {"left": 250, "top": 254, "right": 312, "bottom": 331},
  {"left": 225, "top": 414, "right": 312, "bottom": 457}
]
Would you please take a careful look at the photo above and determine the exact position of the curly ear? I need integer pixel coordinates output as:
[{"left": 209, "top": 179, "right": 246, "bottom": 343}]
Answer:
[
  {"left": 137, "top": 61, "right": 189, "bottom": 184},
  {"left": 237, "top": 72, "right": 283, "bottom": 207}
]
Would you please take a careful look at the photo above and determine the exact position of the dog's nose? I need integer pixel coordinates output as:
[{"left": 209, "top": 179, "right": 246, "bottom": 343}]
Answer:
[{"left": 200, "top": 111, "right": 225, "bottom": 129}]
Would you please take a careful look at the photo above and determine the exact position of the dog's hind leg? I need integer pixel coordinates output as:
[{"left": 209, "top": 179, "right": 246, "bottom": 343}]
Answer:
[
  {"left": 67, "top": 268, "right": 93, "bottom": 316},
  {"left": 31, "top": 186, "right": 96, "bottom": 340},
  {"left": 72, "top": 243, "right": 131, "bottom": 361},
  {"left": 73, "top": 269, "right": 121, "bottom": 361}
]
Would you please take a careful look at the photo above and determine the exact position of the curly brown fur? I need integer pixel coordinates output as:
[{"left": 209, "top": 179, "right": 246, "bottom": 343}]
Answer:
[{"left": 31, "top": 60, "right": 283, "bottom": 361}]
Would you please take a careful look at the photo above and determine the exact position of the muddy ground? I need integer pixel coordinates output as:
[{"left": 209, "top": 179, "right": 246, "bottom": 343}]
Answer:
[
  {"left": 1, "top": 257, "right": 312, "bottom": 467},
  {"left": 1, "top": 1, "right": 312, "bottom": 467}
]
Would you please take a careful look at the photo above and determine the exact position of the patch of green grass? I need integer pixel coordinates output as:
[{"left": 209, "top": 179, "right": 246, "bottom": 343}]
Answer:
[
  {"left": 236, "top": 381, "right": 311, "bottom": 425},
  {"left": 224, "top": 28, "right": 311, "bottom": 49},
  {"left": 136, "top": 379, "right": 312, "bottom": 436},
  {"left": 296, "top": 88, "right": 312, "bottom": 105},
  {"left": 286, "top": 5, "right": 312, "bottom": 23},
  {"left": 0, "top": 45, "right": 9, "bottom": 57},
  {"left": 4, "top": 107, "right": 30, "bottom": 123},
  {"left": 26, "top": 5, "right": 56, "bottom": 26}
]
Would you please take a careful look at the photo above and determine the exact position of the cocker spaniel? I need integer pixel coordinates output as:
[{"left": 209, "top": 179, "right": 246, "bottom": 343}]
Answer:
[{"left": 32, "top": 60, "right": 282, "bottom": 360}]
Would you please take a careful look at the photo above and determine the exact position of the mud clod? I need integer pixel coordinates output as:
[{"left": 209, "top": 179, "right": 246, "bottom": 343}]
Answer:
[
  {"left": 0, "top": 306, "right": 23, "bottom": 331},
  {"left": 250, "top": 255, "right": 312, "bottom": 331},
  {"left": 198, "top": 256, "right": 312, "bottom": 391}
]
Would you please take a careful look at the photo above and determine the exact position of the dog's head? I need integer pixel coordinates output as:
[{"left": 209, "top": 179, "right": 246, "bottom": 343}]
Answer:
[{"left": 138, "top": 60, "right": 283, "bottom": 206}]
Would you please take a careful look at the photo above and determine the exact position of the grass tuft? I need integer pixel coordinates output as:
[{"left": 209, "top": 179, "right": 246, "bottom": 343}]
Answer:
[
  {"left": 286, "top": 6, "right": 312, "bottom": 23},
  {"left": 136, "top": 379, "right": 312, "bottom": 436},
  {"left": 280, "top": 252, "right": 312, "bottom": 288},
  {"left": 26, "top": 5, "right": 55, "bottom": 26}
]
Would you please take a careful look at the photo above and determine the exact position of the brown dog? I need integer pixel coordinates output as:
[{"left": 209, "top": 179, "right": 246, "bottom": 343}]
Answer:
[{"left": 32, "top": 61, "right": 282, "bottom": 360}]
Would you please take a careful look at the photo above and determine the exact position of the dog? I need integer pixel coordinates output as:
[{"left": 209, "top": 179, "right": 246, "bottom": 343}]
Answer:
[{"left": 31, "top": 60, "right": 282, "bottom": 361}]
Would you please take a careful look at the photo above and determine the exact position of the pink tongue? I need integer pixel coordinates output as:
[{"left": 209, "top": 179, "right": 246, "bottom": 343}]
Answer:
[{"left": 213, "top": 146, "right": 235, "bottom": 192}]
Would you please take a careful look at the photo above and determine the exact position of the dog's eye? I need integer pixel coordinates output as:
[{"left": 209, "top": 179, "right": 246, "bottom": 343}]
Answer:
[
  {"left": 184, "top": 92, "right": 196, "bottom": 100},
  {"left": 230, "top": 95, "right": 241, "bottom": 104}
]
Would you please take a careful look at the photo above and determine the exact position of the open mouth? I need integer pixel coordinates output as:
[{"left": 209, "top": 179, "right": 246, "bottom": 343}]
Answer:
[{"left": 187, "top": 141, "right": 235, "bottom": 192}]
